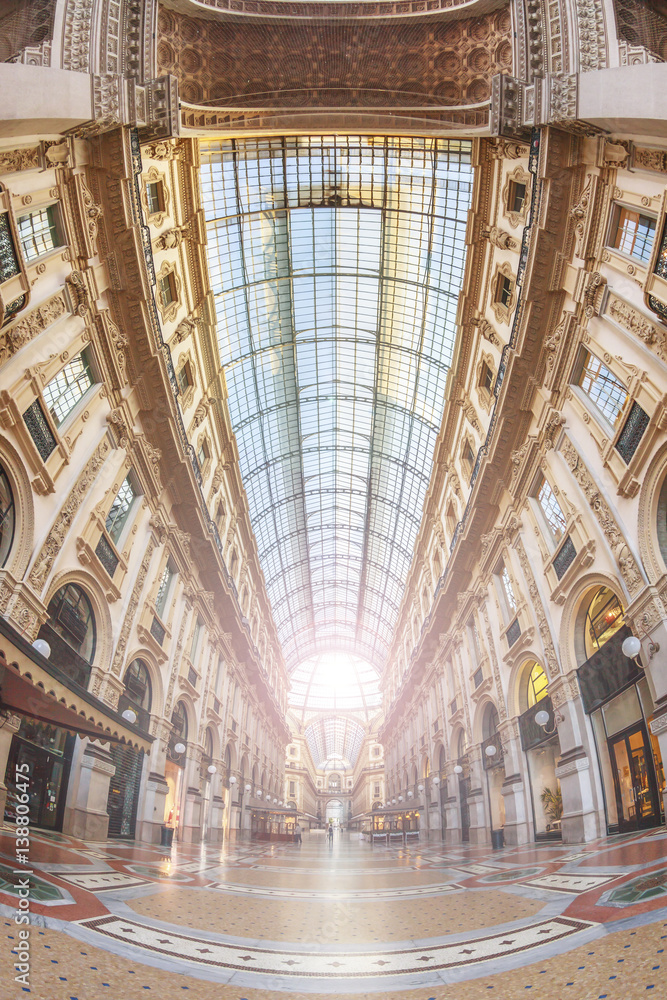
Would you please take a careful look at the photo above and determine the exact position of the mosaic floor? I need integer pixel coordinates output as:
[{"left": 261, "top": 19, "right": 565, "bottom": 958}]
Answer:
[{"left": 2, "top": 826, "right": 667, "bottom": 998}]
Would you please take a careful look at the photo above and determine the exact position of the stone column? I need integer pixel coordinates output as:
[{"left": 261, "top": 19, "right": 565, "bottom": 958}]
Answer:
[
  {"left": 499, "top": 719, "right": 531, "bottom": 845},
  {"left": 180, "top": 746, "right": 203, "bottom": 844},
  {"left": 443, "top": 763, "right": 461, "bottom": 844},
  {"left": 138, "top": 771, "right": 170, "bottom": 845},
  {"left": 0, "top": 713, "right": 21, "bottom": 820},
  {"left": 466, "top": 746, "right": 489, "bottom": 846},
  {"left": 63, "top": 740, "right": 115, "bottom": 841}
]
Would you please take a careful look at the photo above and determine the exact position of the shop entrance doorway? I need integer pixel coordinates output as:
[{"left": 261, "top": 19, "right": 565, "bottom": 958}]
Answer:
[
  {"left": 4, "top": 721, "right": 74, "bottom": 831},
  {"left": 610, "top": 723, "right": 661, "bottom": 832}
]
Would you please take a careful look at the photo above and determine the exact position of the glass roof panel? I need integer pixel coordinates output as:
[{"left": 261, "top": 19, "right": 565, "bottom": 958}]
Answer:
[{"left": 200, "top": 135, "right": 473, "bottom": 694}]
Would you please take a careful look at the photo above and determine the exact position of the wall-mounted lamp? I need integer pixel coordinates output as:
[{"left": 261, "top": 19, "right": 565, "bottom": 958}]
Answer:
[
  {"left": 245, "top": 783, "right": 251, "bottom": 792},
  {"left": 398, "top": 794, "right": 403, "bottom": 802},
  {"left": 417, "top": 783, "right": 424, "bottom": 793},
  {"left": 32, "top": 638, "right": 51, "bottom": 659},
  {"left": 229, "top": 775, "right": 237, "bottom": 784},
  {"left": 534, "top": 708, "right": 564, "bottom": 735},
  {"left": 121, "top": 709, "right": 137, "bottom": 724},
  {"left": 407, "top": 790, "right": 413, "bottom": 798},
  {"left": 432, "top": 775, "right": 440, "bottom": 785},
  {"left": 174, "top": 742, "right": 186, "bottom": 754},
  {"left": 622, "top": 630, "right": 658, "bottom": 664},
  {"left": 257, "top": 789, "right": 262, "bottom": 798}
]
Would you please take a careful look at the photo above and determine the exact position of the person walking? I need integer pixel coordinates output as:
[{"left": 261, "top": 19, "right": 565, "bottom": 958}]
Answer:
[
  {"left": 294, "top": 822, "right": 302, "bottom": 846},
  {"left": 327, "top": 823, "right": 334, "bottom": 844}
]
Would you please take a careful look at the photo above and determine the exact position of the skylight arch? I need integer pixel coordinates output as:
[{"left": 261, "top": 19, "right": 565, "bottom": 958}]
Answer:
[{"left": 200, "top": 134, "right": 473, "bottom": 685}]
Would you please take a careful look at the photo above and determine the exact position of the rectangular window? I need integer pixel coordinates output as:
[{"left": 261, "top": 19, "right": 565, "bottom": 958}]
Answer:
[
  {"left": 190, "top": 618, "right": 202, "bottom": 660},
  {"left": 480, "top": 362, "right": 494, "bottom": 393},
  {"left": 155, "top": 562, "right": 174, "bottom": 619},
  {"left": 146, "top": 181, "right": 165, "bottom": 215},
  {"left": 575, "top": 349, "right": 628, "bottom": 428},
  {"left": 197, "top": 441, "right": 209, "bottom": 470},
  {"left": 289, "top": 781, "right": 295, "bottom": 795},
  {"left": 105, "top": 475, "right": 136, "bottom": 545},
  {"left": 497, "top": 274, "right": 513, "bottom": 308},
  {"left": 22, "top": 398, "right": 57, "bottom": 461},
  {"left": 611, "top": 207, "right": 656, "bottom": 263},
  {"left": 42, "top": 350, "right": 94, "bottom": 427},
  {"left": 509, "top": 181, "right": 527, "bottom": 214},
  {"left": 17, "top": 205, "right": 63, "bottom": 262},
  {"left": 535, "top": 474, "right": 567, "bottom": 541},
  {"left": 473, "top": 666, "right": 484, "bottom": 688},
  {"left": 178, "top": 362, "right": 192, "bottom": 394},
  {"left": 159, "top": 272, "right": 177, "bottom": 309},
  {"left": 500, "top": 564, "right": 517, "bottom": 614}
]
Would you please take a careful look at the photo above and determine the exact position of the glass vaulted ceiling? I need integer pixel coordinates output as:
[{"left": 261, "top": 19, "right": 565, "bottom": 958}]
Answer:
[{"left": 200, "top": 135, "right": 473, "bottom": 686}]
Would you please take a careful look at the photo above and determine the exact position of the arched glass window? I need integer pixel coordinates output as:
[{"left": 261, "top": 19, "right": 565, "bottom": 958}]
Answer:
[
  {"left": 123, "top": 659, "right": 151, "bottom": 712},
  {"left": 171, "top": 701, "right": 188, "bottom": 742},
  {"left": 457, "top": 730, "right": 467, "bottom": 760},
  {"left": 482, "top": 703, "right": 500, "bottom": 740},
  {"left": 45, "top": 584, "right": 96, "bottom": 663},
  {"left": 584, "top": 586, "right": 625, "bottom": 658},
  {"left": 204, "top": 728, "right": 214, "bottom": 761},
  {"left": 328, "top": 772, "right": 340, "bottom": 790},
  {"left": 224, "top": 744, "right": 232, "bottom": 773},
  {"left": 0, "top": 465, "right": 15, "bottom": 568},
  {"left": 439, "top": 745, "right": 446, "bottom": 772},
  {"left": 527, "top": 662, "right": 548, "bottom": 708}
]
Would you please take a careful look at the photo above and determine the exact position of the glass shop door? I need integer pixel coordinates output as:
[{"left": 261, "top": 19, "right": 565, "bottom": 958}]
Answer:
[{"left": 610, "top": 724, "right": 661, "bottom": 832}]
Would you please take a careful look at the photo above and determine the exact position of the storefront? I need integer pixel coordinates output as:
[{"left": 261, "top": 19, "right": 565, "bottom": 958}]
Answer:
[
  {"left": 250, "top": 805, "right": 296, "bottom": 841},
  {"left": 579, "top": 624, "right": 665, "bottom": 833},
  {"left": 107, "top": 743, "right": 144, "bottom": 838},
  {"left": 4, "top": 719, "right": 75, "bottom": 831}
]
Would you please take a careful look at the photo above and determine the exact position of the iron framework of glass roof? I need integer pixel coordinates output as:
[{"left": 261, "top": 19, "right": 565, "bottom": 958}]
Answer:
[
  {"left": 289, "top": 652, "right": 382, "bottom": 721},
  {"left": 200, "top": 135, "right": 473, "bottom": 692},
  {"left": 304, "top": 715, "right": 367, "bottom": 770}
]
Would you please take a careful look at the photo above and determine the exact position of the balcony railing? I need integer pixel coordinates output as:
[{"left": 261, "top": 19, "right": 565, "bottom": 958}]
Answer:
[{"left": 519, "top": 696, "right": 555, "bottom": 752}]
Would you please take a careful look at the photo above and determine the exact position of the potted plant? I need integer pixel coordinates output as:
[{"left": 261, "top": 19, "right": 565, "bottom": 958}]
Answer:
[{"left": 540, "top": 785, "right": 563, "bottom": 829}]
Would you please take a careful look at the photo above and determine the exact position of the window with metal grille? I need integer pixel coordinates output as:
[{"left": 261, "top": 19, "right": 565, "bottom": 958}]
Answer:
[
  {"left": 187, "top": 665, "right": 198, "bottom": 687},
  {"left": 17, "top": 204, "right": 63, "bottom": 261},
  {"left": 506, "top": 618, "right": 521, "bottom": 647},
  {"left": 150, "top": 615, "right": 166, "bottom": 646},
  {"left": 616, "top": 400, "right": 650, "bottom": 464},
  {"left": 553, "top": 535, "right": 576, "bottom": 580},
  {"left": 611, "top": 206, "right": 655, "bottom": 263},
  {"left": 95, "top": 534, "right": 119, "bottom": 577},
  {"left": 0, "top": 213, "right": 21, "bottom": 283},
  {"left": 535, "top": 474, "right": 567, "bottom": 540},
  {"left": 575, "top": 349, "right": 628, "bottom": 427},
  {"left": 105, "top": 475, "right": 136, "bottom": 545},
  {"left": 22, "top": 398, "right": 56, "bottom": 461},
  {"left": 473, "top": 666, "right": 484, "bottom": 688},
  {"left": 42, "top": 350, "right": 94, "bottom": 427}
]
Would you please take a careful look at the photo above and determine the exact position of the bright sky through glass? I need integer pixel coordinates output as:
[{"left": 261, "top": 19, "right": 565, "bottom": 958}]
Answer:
[{"left": 200, "top": 135, "right": 473, "bottom": 699}]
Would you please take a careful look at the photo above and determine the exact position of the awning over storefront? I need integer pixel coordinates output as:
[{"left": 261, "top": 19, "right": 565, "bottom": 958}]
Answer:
[
  {"left": 371, "top": 804, "right": 424, "bottom": 817},
  {"left": 0, "top": 619, "right": 152, "bottom": 754}
]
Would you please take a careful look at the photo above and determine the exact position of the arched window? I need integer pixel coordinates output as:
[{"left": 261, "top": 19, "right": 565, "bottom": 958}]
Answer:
[
  {"left": 171, "top": 701, "right": 188, "bottom": 742},
  {"left": 457, "top": 730, "right": 467, "bottom": 760},
  {"left": 121, "top": 659, "right": 151, "bottom": 731},
  {"left": 0, "top": 465, "right": 15, "bottom": 567},
  {"left": 224, "top": 744, "right": 232, "bottom": 774},
  {"left": 439, "top": 745, "right": 447, "bottom": 772},
  {"left": 527, "top": 662, "right": 548, "bottom": 708},
  {"left": 583, "top": 586, "right": 625, "bottom": 658},
  {"left": 41, "top": 583, "right": 96, "bottom": 686},
  {"left": 328, "top": 773, "right": 340, "bottom": 790},
  {"left": 482, "top": 703, "right": 499, "bottom": 740}
]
